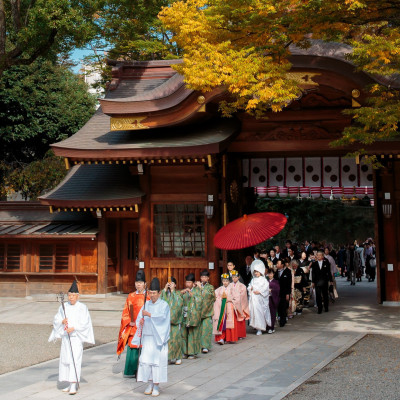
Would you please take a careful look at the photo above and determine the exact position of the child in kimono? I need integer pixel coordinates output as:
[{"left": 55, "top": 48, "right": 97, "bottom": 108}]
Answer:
[
  {"left": 248, "top": 260, "right": 271, "bottom": 335},
  {"left": 213, "top": 273, "right": 238, "bottom": 344},
  {"left": 229, "top": 270, "right": 250, "bottom": 339}
]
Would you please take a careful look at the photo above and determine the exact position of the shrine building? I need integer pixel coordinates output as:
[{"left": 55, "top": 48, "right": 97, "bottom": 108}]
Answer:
[{"left": 1, "top": 41, "right": 399, "bottom": 304}]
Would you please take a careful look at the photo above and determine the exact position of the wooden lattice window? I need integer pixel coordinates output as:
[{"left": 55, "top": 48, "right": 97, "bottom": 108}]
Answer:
[
  {"left": 153, "top": 204, "right": 205, "bottom": 258},
  {"left": 0, "top": 243, "right": 21, "bottom": 270},
  {"left": 39, "top": 244, "right": 70, "bottom": 271}
]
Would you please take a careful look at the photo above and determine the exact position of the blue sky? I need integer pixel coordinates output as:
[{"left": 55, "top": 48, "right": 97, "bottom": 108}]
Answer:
[{"left": 70, "top": 48, "right": 93, "bottom": 73}]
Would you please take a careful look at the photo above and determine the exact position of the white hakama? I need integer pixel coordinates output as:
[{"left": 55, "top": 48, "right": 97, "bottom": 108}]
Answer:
[
  {"left": 248, "top": 276, "right": 271, "bottom": 331},
  {"left": 132, "top": 298, "right": 170, "bottom": 383},
  {"left": 48, "top": 301, "right": 94, "bottom": 382}
]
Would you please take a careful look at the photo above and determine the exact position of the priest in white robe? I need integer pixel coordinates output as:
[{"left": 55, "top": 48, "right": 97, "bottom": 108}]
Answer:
[
  {"left": 132, "top": 277, "right": 170, "bottom": 397},
  {"left": 48, "top": 280, "right": 94, "bottom": 395}
]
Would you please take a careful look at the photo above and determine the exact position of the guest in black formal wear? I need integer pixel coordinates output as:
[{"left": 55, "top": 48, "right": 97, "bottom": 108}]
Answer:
[
  {"left": 240, "top": 256, "right": 253, "bottom": 287},
  {"left": 274, "top": 245, "right": 282, "bottom": 260},
  {"left": 287, "top": 248, "right": 298, "bottom": 262},
  {"left": 281, "top": 240, "right": 292, "bottom": 259},
  {"left": 310, "top": 250, "right": 333, "bottom": 314},
  {"left": 304, "top": 240, "right": 312, "bottom": 256},
  {"left": 269, "top": 249, "right": 278, "bottom": 266},
  {"left": 274, "top": 259, "right": 292, "bottom": 327}
]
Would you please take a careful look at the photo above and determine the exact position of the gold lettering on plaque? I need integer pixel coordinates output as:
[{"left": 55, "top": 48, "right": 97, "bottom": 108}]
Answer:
[
  {"left": 110, "top": 116, "right": 149, "bottom": 131},
  {"left": 286, "top": 72, "right": 320, "bottom": 88}
]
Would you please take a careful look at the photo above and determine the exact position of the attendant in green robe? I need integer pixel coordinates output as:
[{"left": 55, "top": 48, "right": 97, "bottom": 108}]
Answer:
[
  {"left": 180, "top": 273, "right": 202, "bottom": 359},
  {"left": 160, "top": 276, "right": 183, "bottom": 365},
  {"left": 197, "top": 270, "right": 215, "bottom": 353}
]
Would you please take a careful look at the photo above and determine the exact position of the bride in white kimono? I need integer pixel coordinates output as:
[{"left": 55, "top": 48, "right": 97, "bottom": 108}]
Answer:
[
  {"left": 48, "top": 281, "right": 94, "bottom": 395},
  {"left": 132, "top": 277, "right": 170, "bottom": 397},
  {"left": 248, "top": 260, "right": 271, "bottom": 335}
]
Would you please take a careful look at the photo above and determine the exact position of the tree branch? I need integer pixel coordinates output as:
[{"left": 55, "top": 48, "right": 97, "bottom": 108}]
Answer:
[
  {"left": 0, "top": 0, "right": 6, "bottom": 58},
  {"left": 24, "top": 0, "right": 37, "bottom": 26},
  {"left": 11, "top": 0, "right": 21, "bottom": 32},
  {"left": 8, "top": 28, "right": 58, "bottom": 67}
]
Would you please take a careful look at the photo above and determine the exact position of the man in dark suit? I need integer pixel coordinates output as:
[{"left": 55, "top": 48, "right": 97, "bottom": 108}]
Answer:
[
  {"left": 281, "top": 240, "right": 292, "bottom": 259},
  {"left": 311, "top": 250, "right": 333, "bottom": 314},
  {"left": 240, "top": 256, "right": 253, "bottom": 287},
  {"left": 304, "top": 240, "right": 312, "bottom": 256},
  {"left": 274, "top": 259, "right": 292, "bottom": 327}
]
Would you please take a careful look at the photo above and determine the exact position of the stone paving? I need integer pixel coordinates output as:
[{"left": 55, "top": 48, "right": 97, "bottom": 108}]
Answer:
[{"left": 0, "top": 278, "right": 399, "bottom": 400}]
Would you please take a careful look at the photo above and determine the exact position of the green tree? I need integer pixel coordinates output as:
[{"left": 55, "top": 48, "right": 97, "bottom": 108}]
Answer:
[
  {"left": 0, "top": 0, "right": 103, "bottom": 75},
  {"left": 81, "top": 0, "right": 181, "bottom": 90},
  {"left": 0, "top": 58, "right": 96, "bottom": 199},
  {"left": 99, "top": 0, "right": 180, "bottom": 61},
  {"left": 256, "top": 198, "right": 374, "bottom": 247},
  {"left": 0, "top": 58, "right": 96, "bottom": 165},
  {"left": 1, "top": 151, "right": 66, "bottom": 200}
]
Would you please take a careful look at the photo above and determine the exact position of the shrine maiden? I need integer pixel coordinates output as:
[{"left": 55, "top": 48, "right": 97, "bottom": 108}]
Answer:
[
  {"left": 48, "top": 280, "right": 94, "bottom": 395},
  {"left": 229, "top": 270, "right": 250, "bottom": 339},
  {"left": 133, "top": 277, "right": 170, "bottom": 397},
  {"left": 213, "top": 273, "right": 238, "bottom": 344},
  {"left": 248, "top": 260, "right": 271, "bottom": 335}
]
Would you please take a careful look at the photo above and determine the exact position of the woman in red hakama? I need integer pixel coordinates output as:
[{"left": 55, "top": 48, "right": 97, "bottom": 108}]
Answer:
[
  {"left": 229, "top": 270, "right": 250, "bottom": 339},
  {"left": 213, "top": 273, "right": 238, "bottom": 344}
]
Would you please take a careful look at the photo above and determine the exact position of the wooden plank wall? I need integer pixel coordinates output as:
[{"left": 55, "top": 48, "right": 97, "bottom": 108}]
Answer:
[{"left": 0, "top": 239, "right": 99, "bottom": 296}]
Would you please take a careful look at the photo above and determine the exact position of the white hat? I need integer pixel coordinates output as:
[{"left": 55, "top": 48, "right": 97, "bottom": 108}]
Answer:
[{"left": 250, "top": 259, "right": 265, "bottom": 276}]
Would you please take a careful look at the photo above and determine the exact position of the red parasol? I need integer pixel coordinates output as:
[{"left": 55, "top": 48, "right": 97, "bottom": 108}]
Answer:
[{"left": 213, "top": 212, "right": 287, "bottom": 250}]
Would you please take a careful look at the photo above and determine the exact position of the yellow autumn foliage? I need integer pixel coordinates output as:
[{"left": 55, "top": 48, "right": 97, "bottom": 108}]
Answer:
[{"left": 160, "top": 0, "right": 400, "bottom": 145}]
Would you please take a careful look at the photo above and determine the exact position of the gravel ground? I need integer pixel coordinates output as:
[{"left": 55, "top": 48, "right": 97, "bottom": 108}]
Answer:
[
  {"left": 0, "top": 324, "right": 117, "bottom": 375},
  {"left": 286, "top": 334, "right": 400, "bottom": 400}
]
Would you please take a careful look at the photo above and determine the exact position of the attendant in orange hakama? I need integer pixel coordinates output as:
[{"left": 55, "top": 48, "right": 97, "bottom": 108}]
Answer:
[
  {"left": 117, "top": 270, "right": 149, "bottom": 378},
  {"left": 213, "top": 273, "right": 238, "bottom": 344},
  {"left": 229, "top": 270, "right": 250, "bottom": 339}
]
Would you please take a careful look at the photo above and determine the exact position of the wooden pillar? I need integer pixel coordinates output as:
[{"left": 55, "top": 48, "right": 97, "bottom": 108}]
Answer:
[
  {"left": 139, "top": 169, "right": 151, "bottom": 284},
  {"left": 97, "top": 217, "right": 108, "bottom": 294},
  {"left": 221, "top": 155, "right": 228, "bottom": 273},
  {"left": 206, "top": 169, "right": 220, "bottom": 288},
  {"left": 115, "top": 218, "right": 121, "bottom": 292},
  {"left": 375, "top": 159, "right": 400, "bottom": 303}
]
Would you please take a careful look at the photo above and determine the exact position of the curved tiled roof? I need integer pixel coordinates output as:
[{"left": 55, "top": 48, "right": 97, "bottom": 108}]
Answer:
[
  {"left": 101, "top": 40, "right": 399, "bottom": 112},
  {"left": 51, "top": 113, "right": 240, "bottom": 159},
  {"left": 39, "top": 164, "right": 145, "bottom": 208},
  {"left": 290, "top": 40, "right": 400, "bottom": 88}
]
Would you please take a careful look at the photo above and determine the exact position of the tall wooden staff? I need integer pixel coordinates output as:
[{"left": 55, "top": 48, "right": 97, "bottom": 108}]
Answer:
[
  {"left": 57, "top": 292, "right": 80, "bottom": 389},
  {"left": 167, "top": 262, "right": 172, "bottom": 293},
  {"left": 136, "top": 285, "right": 147, "bottom": 382}
]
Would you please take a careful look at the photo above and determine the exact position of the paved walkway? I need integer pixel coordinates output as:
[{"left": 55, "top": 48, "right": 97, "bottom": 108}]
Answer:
[{"left": 0, "top": 278, "right": 399, "bottom": 400}]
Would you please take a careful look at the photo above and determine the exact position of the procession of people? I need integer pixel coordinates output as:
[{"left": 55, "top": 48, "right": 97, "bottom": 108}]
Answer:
[{"left": 49, "top": 237, "right": 375, "bottom": 396}]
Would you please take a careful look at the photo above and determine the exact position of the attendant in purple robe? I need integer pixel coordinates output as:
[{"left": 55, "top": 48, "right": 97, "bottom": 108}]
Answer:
[{"left": 266, "top": 269, "right": 280, "bottom": 334}]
